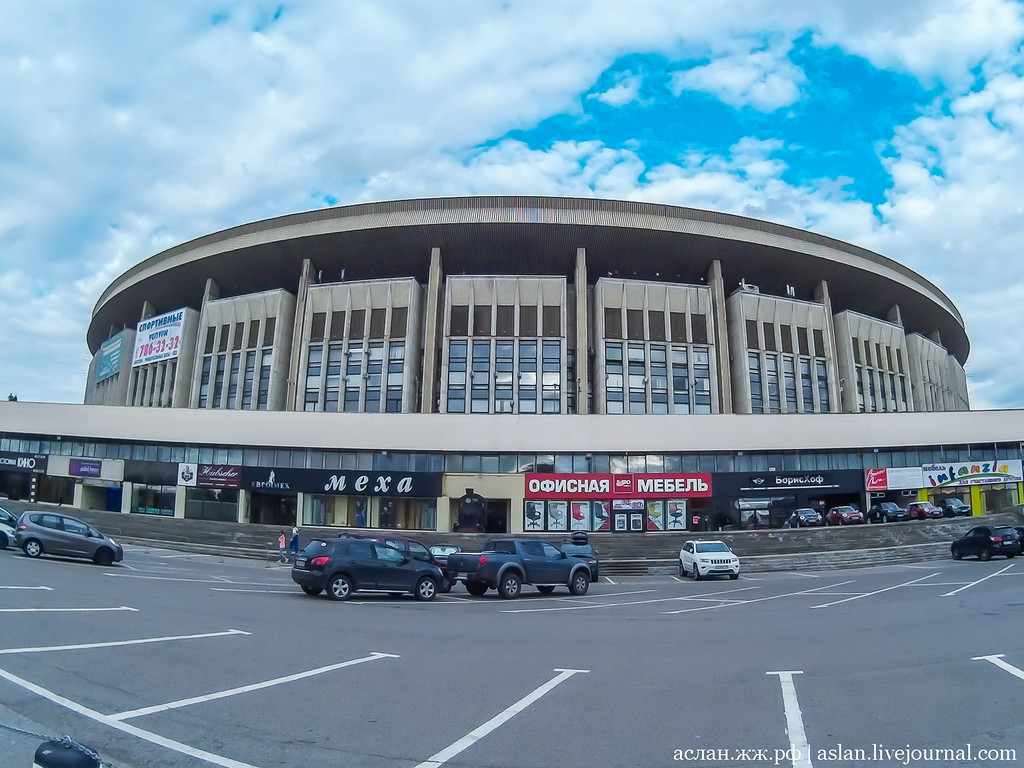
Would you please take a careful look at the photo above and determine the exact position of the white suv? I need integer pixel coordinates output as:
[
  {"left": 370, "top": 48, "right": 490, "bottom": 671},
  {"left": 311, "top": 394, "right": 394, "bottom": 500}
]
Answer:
[{"left": 679, "top": 540, "right": 740, "bottom": 581}]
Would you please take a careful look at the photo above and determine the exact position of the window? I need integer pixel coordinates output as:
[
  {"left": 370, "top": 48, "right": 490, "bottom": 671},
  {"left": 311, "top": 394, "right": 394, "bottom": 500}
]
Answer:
[
  {"left": 543, "top": 306, "right": 561, "bottom": 337},
  {"left": 781, "top": 325, "right": 793, "bottom": 354},
  {"left": 765, "top": 354, "right": 780, "bottom": 413},
  {"left": 385, "top": 342, "right": 405, "bottom": 413},
  {"left": 650, "top": 345, "right": 668, "bottom": 414},
  {"left": 853, "top": 340, "right": 861, "bottom": 364},
  {"left": 542, "top": 340, "right": 561, "bottom": 413},
  {"left": 604, "top": 308, "right": 622, "bottom": 339},
  {"left": 330, "top": 311, "right": 346, "bottom": 341},
  {"left": 204, "top": 327, "right": 216, "bottom": 355},
  {"left": 746, "top": 320, "right": 759, "bottom": 350},
  {"left": 763, "top": 322, "right": 776, "bottom": 352},
  {"left": 520, "top": 305, "right": 537, "bottom": 336},
  {"left": 693, "top": 348, "right": 712, "bottom": 414},
  {"left": 198, "top": 357, "right": 212, "bottom": 408},
  {"left": 241, "top": 351, "right": 256, "bottom": 409},
  {"left": 390, "top": 307, "right": 407, "bottom": 339},
  {"left": 218, "top": 324, "right": 230, "bottom": 353},
  {"left": 496, "top": 305, "right": 514, "bottom": 336},
  {"left": 473, "top": 305, "right": 491, "bottom": 337},
  {"left": 304, "top": 346, "right": 323, "bottom": 411},
  {"left": 247, "top": 320, "right": 260, "bottom": 349},
  {"left": 626, "top": 309, "right": 644, "bottom": 341},
  {"left": 783, "top": 356, "right": 797, "bottom": 412},
  {"left": 310, "top": 312, "right": 326, "bottom": 342},
  {"left": 670, "top": 312, "right": 688, "bottom": 343},
  {"left": 691, "top": 315, "right": 708, "bottom": 345},
  {"left": 364, "top": 343, "right": 384, "bottom": 412},
  {"left": 348, "top": 310, "right": 365, "bottom": 340},
  {"left": 519, "top": 341, "right": 537, "bottom": 413},
  {"left": 649, "top": 311, "right": 666, "bottom": 341},
  {"left": 627, "top": 343, "right": 646, "bottom": 414},
  {"left": 800, "top": 358, "right": 813, "bottom": 411},
  {"left": 605, "top": 342, "right": 623, "bottom": 414},
  {"left": 749, "top": 352, "right": 763, "bottom": 413},
  {"left": 816, "top": 359, "right": 830, "bottom": 412},
  {"left": 256, "top": 350, "right": 273, "bottom": 410},
  {"left": 212, "top": 355, "right": 227, "bottom": 407},
  {"left": 471, "top": 340, "right": 490, "bottom": 412},
  {"left": 495, "top": 340, "right": 514, "bottom": 413},
  {"left": 447, "top": 340, "right": 467, "bottom": 413},
  {"left": 226, "top": 352, "right": 241, "bottom": 409},
  {"left": 232, "top": 322, "right": 245, "bottom": 350},
  {"left": 798, "top": 327, "right": 809, "bottom": 356},
  {"left": 344, "top": 343, "right": 362, "bottom": 412},
  {"left": 671, "top": 346, "right": 689, "bottom": 414},
  {"left": 263, "top": 317, "right": 276, "bottom": 345},
  {"left": 813, "top": 329, "right": 826, "bottom": 357},
  {"left": 325, "top": 344, "right": 343, "bottom": 412}
]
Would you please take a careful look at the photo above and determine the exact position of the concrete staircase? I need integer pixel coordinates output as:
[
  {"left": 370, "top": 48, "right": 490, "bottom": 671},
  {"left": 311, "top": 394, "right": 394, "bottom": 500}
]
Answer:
[{"left": 4, "top": 500, "right": 1021, "bottom": 574}]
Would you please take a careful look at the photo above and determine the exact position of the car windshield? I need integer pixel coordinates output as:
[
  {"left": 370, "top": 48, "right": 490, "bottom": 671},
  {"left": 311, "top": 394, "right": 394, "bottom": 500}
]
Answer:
[
  {"left": 696, "top": 542, "right": 730, "bottom": 553},
  {"left": 430, "top": 545, "right": 458, "bottom": 556},
  {"left": 561, "top": 543, "right": 594, "bottom": 556}
]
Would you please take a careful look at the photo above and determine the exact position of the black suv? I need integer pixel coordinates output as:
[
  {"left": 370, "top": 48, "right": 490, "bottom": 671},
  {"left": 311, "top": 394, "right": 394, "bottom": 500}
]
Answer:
[
  {"left": 292, "top": 537, "right": 444, "bottom": 601},
  {"left": 951, "top": 526, "right": 1021, "bottom": 561},
  {"left": 560, "top": 532, "right": 599, "bottom": 582}
]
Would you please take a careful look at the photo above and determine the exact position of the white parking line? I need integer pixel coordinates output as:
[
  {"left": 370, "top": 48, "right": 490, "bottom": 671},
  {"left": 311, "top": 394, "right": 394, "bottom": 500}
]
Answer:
[
  {"left": 413, "top": 668, "right": 589, "bottom": 768},
  {"left": 767, "top": 671, "right": 813, "bottom": 768},
  {"left": 0, "top": 585, "right": 53, "bottom": 590},
  {"left": 662, "top": 582, "right": 853, "bottom": 615},
  {"left": 210, "top": 588, "right": 296, "bottom": 594},
  {"left": 0, "top": 665, "right": 260, "bottom": 768},
  {"left": 106, "top": 573, "right": 282, "bottom": 586},
  {"left": 505, "top": 586, "right": 759, "bottom": 613},
  {"left": 110, "top": 651, "right": 400, "bottom": 721},
  {"left": 972, "top": 654, "right": 1024, "bottom": 681},
  {"left": 810, "top": 573, "right": 939, "bottom": 609},
  {"left": 604, "top": 576, "right": 617, "bottom": 584},
  {"left": 0, "top": 629, "right": 250, "bottom": 655},
  {"left": 943, "top": 563, "right": 1014, "bottom": 597},
  {"left": 0, "top": 605, "right": 138, "bottom": 613}
]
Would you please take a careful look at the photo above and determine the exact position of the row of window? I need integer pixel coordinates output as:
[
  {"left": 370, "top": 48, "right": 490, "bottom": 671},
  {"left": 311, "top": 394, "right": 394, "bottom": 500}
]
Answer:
[
  {"left": 855, "top": 366, "right": 909, "bottom": 413},
  {"left": 746, "top": 319, "right": 827, "bottom": 358},
  {"left": 604, "top": 308, "right": 710, "bottom": 344},
  {"left": 446, "top": 339, "right": 564, "bottom": 413},
  {"left": 852, "top": 337, "right": 905, "bottom": 374},
  {"left": 303, "top": 342, "right": 406, "bottom": 413},
  {"left": 604, "top": 342, "right": 713, "bottom": 414},
  {"left": 1, "top": 435, "right": 1016, "bottom": 474},
  {"left": 198, "top": 349, "right": 272, "bottom": 409},
  {"left": 203, "top": 317, "right": 276, "bottom": 355},
  {"left": 308, "top": 307, "right": 408, "bottom": 343},
  {"left": 748, "top": 352, "right": 830, "bottom": 414},
  {"left": 449, "top": 304, "right": 561, "bottom": 337}
]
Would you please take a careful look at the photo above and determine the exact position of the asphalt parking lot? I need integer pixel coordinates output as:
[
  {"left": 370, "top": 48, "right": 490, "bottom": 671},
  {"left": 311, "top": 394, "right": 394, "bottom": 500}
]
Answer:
[{"left": 0, "top": 544, "right": 1022, "bottom": 768}]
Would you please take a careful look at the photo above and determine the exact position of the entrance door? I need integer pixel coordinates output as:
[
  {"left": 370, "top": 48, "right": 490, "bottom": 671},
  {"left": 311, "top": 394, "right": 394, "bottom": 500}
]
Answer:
[{"left": 485, "top": 501, "right": 508, "bottom": 534}]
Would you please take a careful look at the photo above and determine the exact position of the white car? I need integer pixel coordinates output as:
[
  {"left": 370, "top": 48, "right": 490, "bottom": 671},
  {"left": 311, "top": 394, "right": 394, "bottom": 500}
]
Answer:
[
  {"left": 0, "top": 505, "right": 17, "bottom": 549},
  {"left": 679, "top": 540, "right": 740, "bottom": 580}
]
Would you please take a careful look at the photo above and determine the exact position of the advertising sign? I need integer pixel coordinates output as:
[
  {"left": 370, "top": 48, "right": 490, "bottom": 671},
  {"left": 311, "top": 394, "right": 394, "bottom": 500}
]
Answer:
[
  {"left": 178, "top": 464, "right": 241, "bottom": 489},
  {"left": 666, "top": 500, "right": 687, "bottom": 530},
  {"left": 69, "top": 459, "right": 102, "bottom": 478},
  {"left": 96, "top": 332, "right": 126, "bottom": 382},
  {"left": 525, "top": 473, "right": 712, "bottom": 499},
  {"left": 570, "top": 501, "right": 591, "bottom": 531},
  {"left": 132, "top": 308, "right": 186, "bottom": 367},
  {"left": 0, "top": 452, "right": 47, "bottom": 474},
  {"left": 922, "top": 460, "right": 1023, "bottom": 488},
  {"left": 865, "top": 467, "right": 924, "bottom": 492},
  {"left": 239, "top": 467, "right": 443, "bottom": 497}
]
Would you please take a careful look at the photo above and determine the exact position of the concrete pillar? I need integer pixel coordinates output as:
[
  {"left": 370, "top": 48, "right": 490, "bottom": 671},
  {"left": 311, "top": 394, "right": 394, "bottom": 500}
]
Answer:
[
  {"left": 886, "top": 304, "right": 902, "bottom": 326},
  {"left": 203, "top": 278, "right": 220, "bottom": 304},
  {"left": 815, "top": 280, "right": 842, "bottom": 413},
  {"left": 286, "top": 259, "right": 317, "bottom": 410},
  {"left": 574, "top": 248, "right": 589, "bottom": 414},
  {"left": 420, "top": 247, "right": 444, "bottom": 413},
  {"left": 121, "top": 482, "right": 133, "bottom": 514},
  {"left": 435, "top": 495, "right": 451, "bottom": 532},
  {"left": 72, "top": 482, "right": 84, "bottom": 508},
  {"left": 237, "top": 489, "right": 249, "bottom": 524},
  {"left": 173, "top": 486, "right": 186, "bottom": 519},
  {"left": 706, "top": 260, "right": 732, "bottom": 413}
]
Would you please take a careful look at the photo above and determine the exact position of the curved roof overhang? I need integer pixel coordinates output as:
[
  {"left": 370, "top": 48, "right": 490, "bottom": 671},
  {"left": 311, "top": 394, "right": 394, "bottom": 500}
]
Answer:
[{"left": 88, "top": 196, "right": 968, "bottom": 363}]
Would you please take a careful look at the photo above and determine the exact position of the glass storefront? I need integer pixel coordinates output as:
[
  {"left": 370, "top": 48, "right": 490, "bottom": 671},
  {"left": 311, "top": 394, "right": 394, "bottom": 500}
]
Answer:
[
  {"left": 184, "top": 487, "right": 238, "bottom": 522},
  {"left": 132, "top": 484, "right": 175, "bottom": 516},
  {"left": 303, "top": 494, "right": 437, "bottom": 530}
]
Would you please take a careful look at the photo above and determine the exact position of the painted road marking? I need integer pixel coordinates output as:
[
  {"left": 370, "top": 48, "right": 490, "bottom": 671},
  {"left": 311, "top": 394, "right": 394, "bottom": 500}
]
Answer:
[
  {"left": 0, "top": 585, "right": 53, "bottom": 590},
  {"left": 210, "top": 588, "right": 296, "bottom": 594},
  {"left": 413, "top": 668, "right": 589, "bottom": 768},
  {"left": 767, "top": 671, "right": 813, "bottom": 768},
  {"left": 110, "top": 651, "right": 400, "bottom": 721},
  {"left": 503, "top": 586, "right": 759, "bottom": 613},
  {"left": 943, "top": 563, "right": 1014, "bottom": 596},
  {"left": 604, "top": 576, "right": 617, "bottom": 584},
  {"left": 106, "top": 573, "right": 282, "bottom": 586},
  {"left": 0, "top": 665, "right": 260, "bottom": 768},
  {"left": 0, "top": 605, "right": 138, "bottom": 613},
  {"left": 662, "top": 582, "right": 853, "bottom": 615},
  {"left": 972, "top": 654, "right": 1024, "bottom": 681},
  {"left": 0, "top": 629, "right": 250, "bottom": 656},
  {"left": 810, "top": 573, "right": 939, "bottom": 608}
]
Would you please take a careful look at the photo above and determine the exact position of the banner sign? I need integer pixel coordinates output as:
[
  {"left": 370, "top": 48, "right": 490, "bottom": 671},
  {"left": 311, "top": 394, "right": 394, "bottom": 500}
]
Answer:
[
  {"left": 740, "top": 472, "right": 843, "bottom": 492},
  {"left": 239, "top": 467, "right": 442, "bottom": 497},
  {"left": 132, "top": 309, "right": 185, "bottom": 367},
  {"left": 69, "top": 459, "right": 103, "bottom": 478},
  {"left": 178, "top": 464, "right": 241, "bottom": 489},
  {"left": 97, "top": 332, "right": 126, "bottom": 382},
  {"left": 525, "top": 473, "right": 712, "bottom": 500},
  {"left": 923, "top": 460, "right": 1023, "bottom": 488},
  {"left": 865, "top": 467, "right": 924, "bottom": 492},
  {"left": 0, "top": 452, "right": 47, "bottom": 474}
]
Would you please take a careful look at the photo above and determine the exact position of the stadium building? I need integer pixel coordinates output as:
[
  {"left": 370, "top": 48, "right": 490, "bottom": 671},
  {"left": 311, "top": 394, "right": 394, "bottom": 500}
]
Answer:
[{"left": 3, "top": 196, "right": 1020, "bottom": 535}]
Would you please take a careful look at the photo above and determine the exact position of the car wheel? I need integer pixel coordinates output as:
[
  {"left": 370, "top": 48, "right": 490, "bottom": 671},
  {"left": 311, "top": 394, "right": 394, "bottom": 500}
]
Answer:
[
  {"left": 569, "top": 571, "right": 590, "bottom": 596},
  {"left": 0, "top": 531, "right": 7, "bottom": 549},
  {"left": 693, "top": 566, "right": 702, "bottom": 581},
  {"left": 327, "top": 574, "right": 353, "bottom": 601},
  {"left": 93, "top": 548, "right": 115, "bottom": 567},
  {"left": 466, "top": 580, "right": 488, "bottom": 596},
  {"left": 882, "top": 515, "right": 890, "bottom": 523},
  {"left": 497, "top": 572, "right": 522, "bottom": 599},
  {"left": 22, "top": 539, "right": 42, "bottom": 558},
  {"left": 301, "top": 586, "right": 322, "bottom": 596},
  {"left": 980, "top": 547, "right": 993, "bottom": 562},
  {"left": 1008, "top": 553, "right": 1017, "bottom": 559},
  {"left": 537, "top": 585, "right": 556, "bottom": 594},
  {"left": 729, "top": 573, "right": 739, "bottom": 580},
  {"left": 439, "top": 579, "right": 453, "bottom": 594},
  {"left": 414, "top": 577, "right": 437, "bottom": 601},
  {"left": 678, "top": 559, "right": 685, "bottom": 577},
  {"left": 951, "top": 546, "right": 962, "bottom": 561}
]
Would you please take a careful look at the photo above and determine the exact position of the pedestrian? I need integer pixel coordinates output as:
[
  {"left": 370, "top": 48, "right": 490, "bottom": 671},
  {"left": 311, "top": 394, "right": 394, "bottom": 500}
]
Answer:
[
  {"left": 290, "top": 526, "right": 300, "bottom": 557},
  {"left": 277, "top": 531, "right": 287, "bottom": 563}
]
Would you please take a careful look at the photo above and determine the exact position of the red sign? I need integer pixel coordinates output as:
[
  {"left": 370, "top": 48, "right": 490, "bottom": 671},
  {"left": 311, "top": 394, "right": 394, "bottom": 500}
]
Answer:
[
  {"left": 525, "top": 473, "right": 711, "bottom": 500},
  {"left": 865, "top": 468, "right": 888, "bottom": 492}
]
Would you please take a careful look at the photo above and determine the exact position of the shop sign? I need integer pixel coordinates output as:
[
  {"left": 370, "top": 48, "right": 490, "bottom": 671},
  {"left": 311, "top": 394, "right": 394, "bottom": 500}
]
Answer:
[
  {"left": 865, "top": 467, "right": 924, "bottom": 492},
  {"left": 923, "top": 460, "right": 1023, "bottom": 488},
  {"left": 0, "top": 452, "right": 47, "bottom": 474},
  {"left": 132, "top": 308, "right": 185, "bottom": 367},
  {"left": 240, "top": 466, "right": 442, "bottom": 497},
  {"left": 741, "top": 472, "right": 839, "bottom": 491},
  {"left": 611, "top": 499, "right": 645, "bottom": 511},
  {"left": 178, "top": 463, "right": 241, "bottom": 489},
  {"left": 525, "top": 473, "right": 711, "bottom": 499},
  {"left": 70, "top": 459, "right": 103, "bottom": 478}
]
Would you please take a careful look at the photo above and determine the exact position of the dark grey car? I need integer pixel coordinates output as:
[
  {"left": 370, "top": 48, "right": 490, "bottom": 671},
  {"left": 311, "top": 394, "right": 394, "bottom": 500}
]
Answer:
[{"left": 15, "top": 511, "right": 124, "bottom": 566}]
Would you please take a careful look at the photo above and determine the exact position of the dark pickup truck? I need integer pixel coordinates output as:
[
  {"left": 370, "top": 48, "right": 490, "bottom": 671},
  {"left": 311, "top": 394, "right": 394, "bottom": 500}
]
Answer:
[{"left": 446, "top": 538, "right": 593, "bottom": 599}]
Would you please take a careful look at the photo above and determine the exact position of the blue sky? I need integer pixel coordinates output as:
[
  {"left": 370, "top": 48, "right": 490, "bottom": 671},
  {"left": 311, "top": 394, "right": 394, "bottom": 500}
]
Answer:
[{"left": 2, "top": 0, "right": 1024, "bottom": 408}]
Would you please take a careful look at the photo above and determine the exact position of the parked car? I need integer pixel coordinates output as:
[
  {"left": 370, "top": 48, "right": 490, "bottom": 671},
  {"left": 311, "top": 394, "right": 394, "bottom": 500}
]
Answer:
[
  {"left": 15, "top": 511, "right": 123, "bottom": 565},
  {"left": 785, "top": 508, "right": 823, "bottom": 527},
  {"left": 429, "top": 545, "right": 460, "bottom": 590},
  {"left": 679, "top": 540, "right": 740, "bottom": 580},
  {"left": 951, "top": 526, "right": 1021, "bottom": 561},
  {"left": 906, "top": 501, "right": 944, "bottom": 520},
  {"left": 559, "top": 532, "right": 600, "bottom": 582},
  {"left": 826, "top": 505, "right": 865, "bottom": 525},
  {"left": 0, "top": 505, "right": 17, "bottom": 549},
  {"left": 866, "top": 501, "right": 909, "bottom": 524},
  {"left": 336, "top": 531, "right": 456, "bottom": 592},
  {"left": 292, "top": 537, "right": 443, "bottom": 601},
  {"left": 939, "top": 498, "right": 973, "bottom": 517},
  {"left": 446, "top": 539, "right": 593, "bottom": 598}
]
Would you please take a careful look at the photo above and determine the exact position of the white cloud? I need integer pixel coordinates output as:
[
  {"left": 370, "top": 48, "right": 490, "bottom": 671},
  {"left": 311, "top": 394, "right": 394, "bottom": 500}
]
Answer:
[
  {"left": 588, "top": 73, "right": 645, "bottom": 107},
  {"left": 669, "top": 44, "right": 806, "bottom": 111}
]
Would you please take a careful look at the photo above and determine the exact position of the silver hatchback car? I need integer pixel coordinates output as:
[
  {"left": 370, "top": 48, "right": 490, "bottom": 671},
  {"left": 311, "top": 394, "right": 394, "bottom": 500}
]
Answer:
[{"left": 15, "top": 511, "right": 124, "bottom": 566}]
